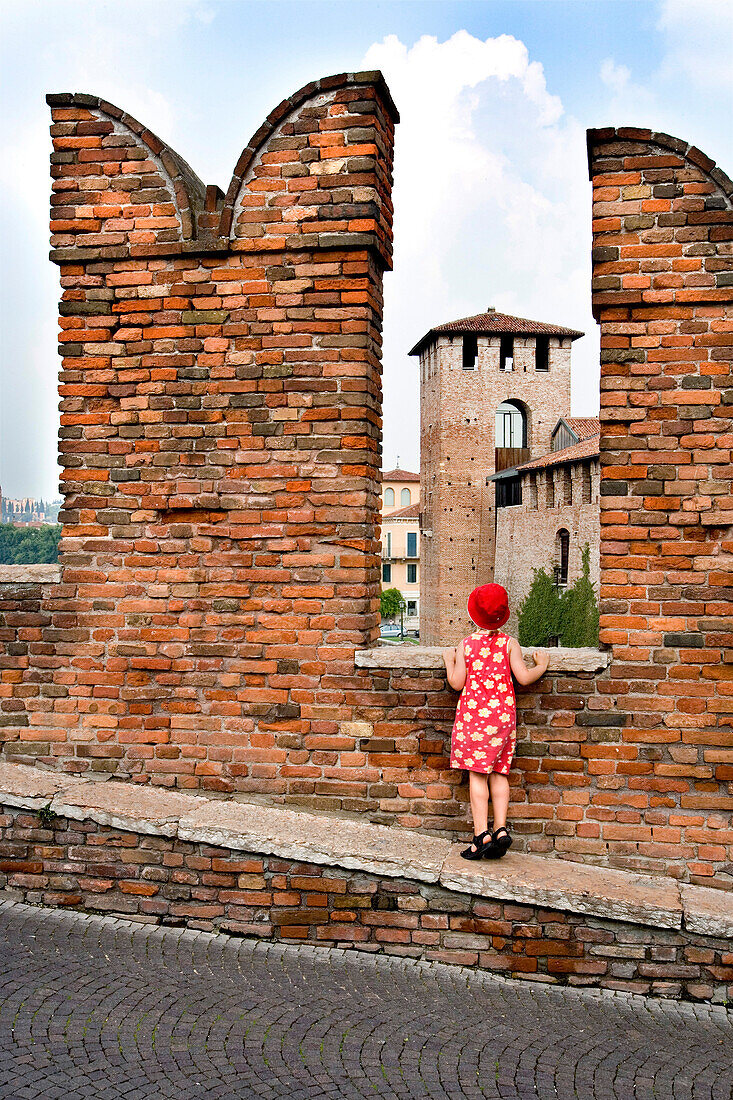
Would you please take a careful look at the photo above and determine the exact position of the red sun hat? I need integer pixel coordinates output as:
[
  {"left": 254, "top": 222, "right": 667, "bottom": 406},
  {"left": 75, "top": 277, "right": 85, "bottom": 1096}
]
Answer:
[{"left": 467, "top": 583, "right": 510, "bottom": 630}]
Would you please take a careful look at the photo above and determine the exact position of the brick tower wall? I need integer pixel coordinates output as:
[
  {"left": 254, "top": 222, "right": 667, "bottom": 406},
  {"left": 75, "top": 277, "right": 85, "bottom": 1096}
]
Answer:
[
  {"left": 419, "top": 334, "right": 572, "bottom": 645},
  {"left": 417, "top": 340, "right": 440, "bottom": 646}
]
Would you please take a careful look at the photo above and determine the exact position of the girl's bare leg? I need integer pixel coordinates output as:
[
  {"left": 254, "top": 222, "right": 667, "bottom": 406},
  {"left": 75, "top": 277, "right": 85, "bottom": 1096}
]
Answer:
[
  {"left": 468, "top": 771, "right": 490, "bottom": 851},
  {"left": 488, "top": 772, "right": 510, "bottom": 830}
]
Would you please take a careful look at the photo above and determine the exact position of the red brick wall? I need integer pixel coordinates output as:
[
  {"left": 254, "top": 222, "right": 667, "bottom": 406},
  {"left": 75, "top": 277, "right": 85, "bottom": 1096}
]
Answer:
[
  {"left": 0, "top": 73, "right": 398, "bottom": 787},
  {"left": 0, "top": 571, "right": 63, "bottom": 740},
  {"left": 1, "top": 803, "right": 729, "bottom": 1001},
  {"left": 1, "top": 109, "right": 731, "bottom": 886},
  {"left": 587, "top": 128, "right": 733, "bottom": 881}
]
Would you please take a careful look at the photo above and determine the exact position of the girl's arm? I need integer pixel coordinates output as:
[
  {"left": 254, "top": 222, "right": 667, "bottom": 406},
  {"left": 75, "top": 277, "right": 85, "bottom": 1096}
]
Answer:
[
  {"left": 507, "top": 638, "right": 549, "bottom": 686},
  {"left": 442, "top": 641, "right": 467, "bottom": 691}
]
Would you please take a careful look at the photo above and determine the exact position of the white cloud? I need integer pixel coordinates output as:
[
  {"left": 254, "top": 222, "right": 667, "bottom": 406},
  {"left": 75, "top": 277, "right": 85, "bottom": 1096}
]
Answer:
[
  {"left": 597, "top": 55, "right": 658, "bottom": 129},
  {"left": 600, "top": 58, "right": 631, "bottom": 96},
  {"left": 658, "top": 0, "right": 733, "bottom": 93},
  {"left": 362, "top": 32, "right": 599, "bottom": 472}
]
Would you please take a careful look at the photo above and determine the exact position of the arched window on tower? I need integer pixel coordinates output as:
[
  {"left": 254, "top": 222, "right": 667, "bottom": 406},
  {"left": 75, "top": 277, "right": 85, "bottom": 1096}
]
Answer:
[
  {"left": 384, "top": 487, "right": 394, "bottom": 508},
  {"left": 495, "top": 401, "right": 526, "bottom": 447},
  {"left": 401, "top": 487, "right": 411, "bottom": 506},
  {"left": 494, "top": 400, "right": 529, "bottom": 473}
]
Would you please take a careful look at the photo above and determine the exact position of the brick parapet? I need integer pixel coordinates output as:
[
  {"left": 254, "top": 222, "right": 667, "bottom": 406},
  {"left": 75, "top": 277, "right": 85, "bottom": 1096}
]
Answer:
[
  {"left": 0, "top": 571, "right": 67, "bottom": 740},
  {"left": 48, "top": 72, "right": 398, "bottom": 269},
  {"left": 0, "top": 73, "right": 398, "bottom": 791},
  {"left": 586, "top": 128, "right": 733, "bottom": 886},
  {"left": 0, "top": 762, "right": 729, "bottom": 1002},
  {"left": 587, "top": 127, "right": 732, "bottom": 316},
  {"left": 2, "top": 100, "right": 731, "bottom": 889}
]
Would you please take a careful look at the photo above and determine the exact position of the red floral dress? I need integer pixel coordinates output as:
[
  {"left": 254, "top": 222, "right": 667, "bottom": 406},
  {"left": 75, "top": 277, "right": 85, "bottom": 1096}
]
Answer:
[{"left": 449, "top": 629, "right": 516, "bottom": 775}]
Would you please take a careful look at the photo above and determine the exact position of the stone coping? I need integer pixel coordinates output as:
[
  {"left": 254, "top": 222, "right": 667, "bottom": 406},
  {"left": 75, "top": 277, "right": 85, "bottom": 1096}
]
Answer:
[
  {"left": 0, "top": 761, "right": 729, "bottom": 936},
  {"left": 0, "top": 564, "right": 62, "bottom": 584},
  {"left": 355, "top": 644, "right": 610, "bottom": 672}
]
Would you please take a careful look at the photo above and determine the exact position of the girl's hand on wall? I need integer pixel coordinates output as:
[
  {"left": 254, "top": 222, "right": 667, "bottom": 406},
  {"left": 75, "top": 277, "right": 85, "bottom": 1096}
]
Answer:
[
  {"left": 443, "top": 643, "right": 467, "bottom": 691},
  {"left": 532, "top": 651, "right": 550, "bottom": 670}
]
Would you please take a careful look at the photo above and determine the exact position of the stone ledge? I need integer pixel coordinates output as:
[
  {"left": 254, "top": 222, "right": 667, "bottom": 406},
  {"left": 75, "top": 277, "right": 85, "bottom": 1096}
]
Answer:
[
  {"left": 355, "top": 645, "right": 610, "bottom": 673},
  {"left": 440, "top": 847, "right": 683, "bottom": 930},
  {"left": 0, "top": 564, "right": 62, "bottom": 585},
  {"left": 177, "top": 799, "right": 449, "bottom": 883},
  {"left": 0, "top": 762, "right": 87, "bottom": 808},
  {"left": 0, "top": 761, "right": 728, "bottom": 936},
  {"left": 681, "top": 884, "right": 733, "bottom": 939}
]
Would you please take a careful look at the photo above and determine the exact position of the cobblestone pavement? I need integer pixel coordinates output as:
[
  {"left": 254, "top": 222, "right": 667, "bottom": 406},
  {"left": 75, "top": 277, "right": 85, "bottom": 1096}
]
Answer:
[{"left": 0, "top": 899, "right": 730, "bottom": 1100}]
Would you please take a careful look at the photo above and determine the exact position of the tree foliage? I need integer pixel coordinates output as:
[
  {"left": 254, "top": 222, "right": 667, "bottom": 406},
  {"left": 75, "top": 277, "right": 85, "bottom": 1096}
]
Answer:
[
  {"left": 0, "top": 524, "right": 61, "bottom": 565},
  {"left": 518, "top": 542, "right": 599, "bottom": 648},
  {"left": 380, "top": 587, "right": 405, "bottom": 621},
  {"left": 517, "top": 566, "right": 562, "bottom": 647},
  {"left": 558, "top": 543, "right": 599, "bottom": 647}
]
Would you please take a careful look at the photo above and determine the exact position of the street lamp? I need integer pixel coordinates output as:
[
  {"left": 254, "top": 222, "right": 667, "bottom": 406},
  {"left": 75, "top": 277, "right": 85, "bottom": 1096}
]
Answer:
[{"left": 398, "top": 596, "right": 406, "bottom": 640}]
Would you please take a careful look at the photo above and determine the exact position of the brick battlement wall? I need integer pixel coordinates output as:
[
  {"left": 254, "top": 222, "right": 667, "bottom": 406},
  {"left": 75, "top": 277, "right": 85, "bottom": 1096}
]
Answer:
[
  {"left": 0, "top": 105, "right": 731, "bottom": 886},
  {"left": 587, "top": 128, "right": 733, "bottom": 880},
  {"left": 0, "top": 72, "right": 399, "bottom": 785}
]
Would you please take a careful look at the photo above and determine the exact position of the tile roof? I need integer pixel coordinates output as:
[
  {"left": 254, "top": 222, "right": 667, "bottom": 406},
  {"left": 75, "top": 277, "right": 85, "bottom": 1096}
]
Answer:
[
  {"left": 559, "top": 417, "right": 600, "bottom": 441},
  {"left": 409, "top": 310, "right": 585, "bottom": 356},
  {"left": 382, "top": 468, "right": 420, "bottom": 482},
  {"left": 383, "top": 502, "right": 420, "bottom": 519},
  {"left": 516, "top": 435, "right": 600, "bottom": 472}
]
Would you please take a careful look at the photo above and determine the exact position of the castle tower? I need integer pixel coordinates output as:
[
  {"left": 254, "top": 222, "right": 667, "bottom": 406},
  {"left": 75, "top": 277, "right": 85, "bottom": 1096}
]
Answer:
[{"left": 409, "top": 309, "right": 584, "bottom": 644}]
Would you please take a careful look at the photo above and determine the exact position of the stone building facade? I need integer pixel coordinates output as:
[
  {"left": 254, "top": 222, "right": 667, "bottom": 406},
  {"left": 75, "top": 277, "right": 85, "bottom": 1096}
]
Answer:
[
  {"left": 492, "top": 419, "right": 600, "bottom": 637},
  {"left": 410, "top": 311, "right": 584, "bottom": 644}
]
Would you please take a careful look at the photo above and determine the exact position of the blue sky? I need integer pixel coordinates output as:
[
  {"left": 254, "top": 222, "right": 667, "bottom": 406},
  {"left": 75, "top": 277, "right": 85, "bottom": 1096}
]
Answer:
[{"left": 1, "top": 0, "right": 731, "bottom": 497}]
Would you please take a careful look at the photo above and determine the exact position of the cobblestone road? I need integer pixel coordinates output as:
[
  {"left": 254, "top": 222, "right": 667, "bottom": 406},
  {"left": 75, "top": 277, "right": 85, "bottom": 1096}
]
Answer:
[{"left": 0, "top": 899, "right": 730, "bottom": 1100}]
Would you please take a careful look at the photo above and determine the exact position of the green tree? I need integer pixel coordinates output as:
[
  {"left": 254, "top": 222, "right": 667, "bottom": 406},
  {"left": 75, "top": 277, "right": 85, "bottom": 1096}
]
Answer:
[
  {"left": 0, "top": 524, "right": 61, "bottom": 565},
  {"left": 559, "top": 542, "right": 599, "bottom": 647},
  {"left": 380, "top": 587, "right": 404, "bottom": 621},
  {"left": 517, "top": 566, "right": 562, "bottom": 647}
]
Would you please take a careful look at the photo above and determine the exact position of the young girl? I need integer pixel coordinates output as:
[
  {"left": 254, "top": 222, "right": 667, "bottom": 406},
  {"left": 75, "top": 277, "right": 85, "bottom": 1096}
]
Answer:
[{"left": 443, "top": 583, "right": 549, "bottom": 860}]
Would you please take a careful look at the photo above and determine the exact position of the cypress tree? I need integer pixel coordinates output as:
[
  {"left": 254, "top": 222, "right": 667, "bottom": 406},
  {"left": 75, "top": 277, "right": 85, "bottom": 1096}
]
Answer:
[
  {"left": 518, "top": 566, "right": 562, "bottom": 646},
  {"left": 559, "top": 542, "right": 599, "bottom": 646}
]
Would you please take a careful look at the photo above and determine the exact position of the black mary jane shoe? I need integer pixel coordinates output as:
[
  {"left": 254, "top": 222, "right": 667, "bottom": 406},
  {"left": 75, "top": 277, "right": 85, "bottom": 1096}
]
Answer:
[
  {"left": 483, "top": 826, "right": 513, "bottom": 859},
  {"left": 460, "top": 830, "right": 492, "bottom": 861}
]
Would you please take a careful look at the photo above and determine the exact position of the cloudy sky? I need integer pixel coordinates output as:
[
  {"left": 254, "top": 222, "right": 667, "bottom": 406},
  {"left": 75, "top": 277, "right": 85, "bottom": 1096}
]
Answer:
[{"left": 1, "top": 0, "right": 731, "bottom": 498}]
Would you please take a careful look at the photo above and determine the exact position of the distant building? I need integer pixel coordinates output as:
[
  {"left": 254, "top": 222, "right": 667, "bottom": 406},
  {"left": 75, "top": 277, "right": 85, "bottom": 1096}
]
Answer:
[
  {"left": 1, "top": 494, "right": 62, "bottom": 526},
  {"left": 410, "top": 307, "right": 591, "bottom": 644},
  {"left": 380, "top": 469, "right": 420, "bottom": 622},
  {"left": 490, "top": 417, "right": 600, "bottom": 637}
]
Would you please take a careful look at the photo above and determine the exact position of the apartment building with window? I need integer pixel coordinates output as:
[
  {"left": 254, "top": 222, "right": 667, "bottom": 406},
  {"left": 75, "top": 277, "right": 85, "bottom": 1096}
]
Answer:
[{"left": 380, "top": 468, "right": 420, "bottom": 621}]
